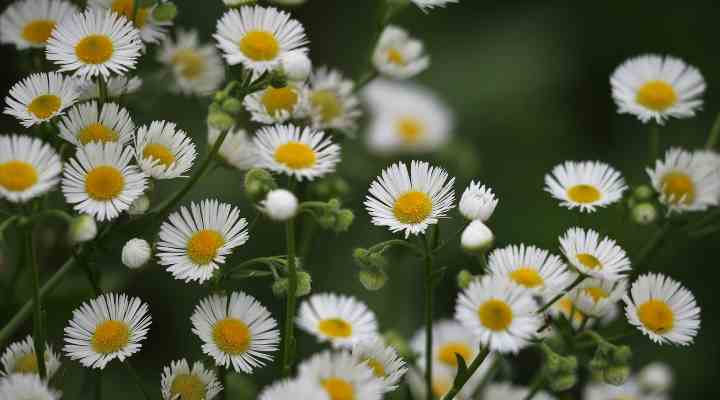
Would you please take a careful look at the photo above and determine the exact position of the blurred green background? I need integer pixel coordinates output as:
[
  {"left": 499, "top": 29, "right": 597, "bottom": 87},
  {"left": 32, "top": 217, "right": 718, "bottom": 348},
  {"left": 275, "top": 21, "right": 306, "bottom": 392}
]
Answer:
[{"left": 1, "top": 0, "right": 719, "bottom": 398}]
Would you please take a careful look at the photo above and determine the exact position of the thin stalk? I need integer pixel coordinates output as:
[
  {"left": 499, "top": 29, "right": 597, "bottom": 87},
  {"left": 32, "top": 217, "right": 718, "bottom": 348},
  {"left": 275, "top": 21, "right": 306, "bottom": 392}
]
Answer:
[
  {"left": 368, "top": 239, "right": 424, "bottom": 257},
  {"left": 97, "top": 75, "right": 108, "bottom": 105},
  {"left": 705, "top": 111, "right": 720, "bottom": 149},
  {"left": 27, "top": 224, "right": 47, "bottom": 379},
  {"left": 632, "top": 221, "right": 671, "bottom": 278},
  {"left": 72, "top": 248, "right": 101, "bottom": 295},
  {"left": 95, "top": 370, "right": 102, "bottom": 400},
  {"left": 441, "top": 347, "right": 490, "bottom": 400},
  {"left": 218, "top": 367, "right": 227, "bottom": 400},
  {"left": 649, "top": 123, "right": 660, "bottom": 162},
  {"left": 537, "top": 274, "right": 586, "bottom": 314},
  {"left": 280, "top": 210, "right": 298, "bottom": 376},
  {"left": 521, "top": 373, "right": 545, "bottom": 400},
  {"left": 422, "top": 234, "right": 435, "bottom": 400},
  {"left": 124, "top": 360, "right": 151, "bottom": 400}
]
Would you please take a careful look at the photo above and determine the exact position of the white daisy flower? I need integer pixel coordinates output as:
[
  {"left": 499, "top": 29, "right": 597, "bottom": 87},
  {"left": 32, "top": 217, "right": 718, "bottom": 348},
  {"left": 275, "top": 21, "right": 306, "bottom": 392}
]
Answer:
[
  {"left": 482, "top": 383, "right": 555, "bottom": 400},
  {"left": 156, "top": 199, "right": 249, "bottom": 284},
  {"left": 365, "top": 160, "right": 455, "bottom": 238},
  {"left": 297, "top": 293, "right": 379, "bottom": 349},
  {"left": 61, "top": 141, "right": 147, "bottom": 221},
  {"left": 46, "top": 8, "right": 142, "bottom": 78},
  {"left": 569, "top": 276, "right": 627, "bottom": 318},
  {"left": 253, "top": 124, "right": 341, "bottom": 181},
  {"left": 244, "top": 83, "right": 307, "bottom": 124},
  {"left": 77, "top": 75, "right": 143, "bottom": 101},
  {"left": 638, "top": 362, "right": 673, "bottom": 393},
  {"left": 297, "top": 350, "right": 384, "bottom": 400},
  {"left": 364, "top": 79, "right": 453, "bottom": 155},
  {"left": 4, "top": 72, "right": 80, "bottom": 127},
  {"left": 544, "top": 292, "right": 619, "bottom": 330},
  {"left": 352, "top": 338, "right": 407, "bottom": 393},
  {"left": 611, "top": 54, "right": 705, "bottom": 124},
  {"left": 307, "top": 67, "right": 362, "bottom": 131},
  {"left": 0, "top": 135, "right": 61, "bottom": 204},
  {"left": 1, "top": 335, "right": 61, "bottom": 379},
  {"left": 410, "top": 320, "right": 488, "bottom": 372},
  {"left": 488, "top": 244, "right": 571, "bottom": 295},
  {"left": 258, "top": 378, "right": 330, "bottom": 400},
  {"left": 455, "top": 275, "right": 541, "bottom": 353},
  {"left": 647, "top": 147, "right": 720, "bottom": 213},
  {"left": 89, "top": 0, "right": 172, "bottom": 44},
  {"left": 160, "top": 359, "right": 223, "bottom": 400},
  {"left": 0, "top": 374, "right": 60, "bottom": 400},
  {"left": 63, "top": 292, "right": 151, "bottom": 370},
  {"left": 134, "top": 120, "right": 197, "bottom": 179},
  {"left": 584, "top": 380, "right": 654, "bottom": 400},
  {"left": 0, "top": 0, "right": 78, "bottom": 49},
  {"left": 559, "top": 227, "right": 631, "bottom": 281},
  {"left": 544, "top": 161, "right": 627, "bottom": 213},
  {"left": 191, "top": 291, "right": 280, "bottom": 373},
  {"left": 58, "top": 101, "right": 135, "bottom": 146},
  {"left": 214, "top": 5, "right": 308, "bottom": 74},
  {"left": 158, "top": 29, "right": 225, "bottom": 96},
  {"left": 411, "top": 0, "right": 459, "bottom": 12},
  {"left": 623, "top": 273, "right": 700, "bottom": 346},
  {"left": 459, "top": 180, "right": 498, "bottom": 221},
  {"left": 208, "top": 125, "right": 258, "bottom": 171},
  {"left": 373, "top": 25, "right": 429, "bottom": 79},
  {"left": 407, "top": 357, "right": 495, "bottom": 400}
]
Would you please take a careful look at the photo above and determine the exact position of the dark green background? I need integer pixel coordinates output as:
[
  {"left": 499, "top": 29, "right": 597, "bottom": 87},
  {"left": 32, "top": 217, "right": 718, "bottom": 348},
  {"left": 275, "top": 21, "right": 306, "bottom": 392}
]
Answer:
[{"left": 1, "top": 0, "right": 718, "bottom": 398}]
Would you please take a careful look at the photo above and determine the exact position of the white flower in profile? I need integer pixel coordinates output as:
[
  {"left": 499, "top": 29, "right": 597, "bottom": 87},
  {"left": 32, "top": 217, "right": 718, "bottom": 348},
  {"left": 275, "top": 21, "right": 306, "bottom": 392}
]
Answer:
[
  {"left": 411, "top": 0, "right": 459, "bottom": 13},
  {"left": 258, "top": 378, "right": 329, "bottom": 400},
  {"left": 0, "top": 0, "right": 78, "bottom": 49},
  {"left": 1, "top": 335, "right": 61, "bottom": 379},
  {"left": 611, "top": 54, "right": 705, "bottom": 124},
  {"left": 569, "top": 276, "right": 627, "bottom": 318},
  {"left": 58, "top": 101, "right": 135, "bottom": 146},
  {"left": 352, "top": 338, "right": 408, "bottom": 392},
  {"left": 297, "top": 350, "right": 384, "bottom": 400},
  {"left": 89, "top": 0, "right": 173, "bottom": 44},
  {"left": 158, "top": 29, "right": 225, "bottom": 96},
  {"left": 77, "top": 76, "right": 142, "bottom": 101},
  {"left": 244, "top": 83, "right": 307, "bottom": 124},
  {"left": 307, "top": 67, "right": 362, "bottom": 131},
  {"left": 0, "top": 374, "right": 60, "bottom": 400},
  {"left": 407, "top": 352, "right": 496, "bottom": 400},
  {"left": 459, "top": 181, "right": 498, "bottom": 221},
  {"left": 373, "top": 25, "right": 429, "bottom": 79},
  {"left": 488, "top": 244, "right": 571, "bottom": 295},
  {"left": 134, "top": 120, "right": 197, "bottom": 180},
  {"left": 0, "top": 135, "right": 62, "bottom": 203},
  {"left": 160, "top": 359, "right": 223, "bottom": 400},
  {"left": 297, "top": 293, "right": 379, "bottom": 348},
  {"left": 544, "top": 161, "right": 627, "bottom": 213},
  {"left": 4, "top": 72, "right": 80, "bottom": 127},
  {"left": 208, "top": 126, "right": 258, "bottom": 171},
  {"left": 559, "top": 227, "right": 631, "bottom": 282}
]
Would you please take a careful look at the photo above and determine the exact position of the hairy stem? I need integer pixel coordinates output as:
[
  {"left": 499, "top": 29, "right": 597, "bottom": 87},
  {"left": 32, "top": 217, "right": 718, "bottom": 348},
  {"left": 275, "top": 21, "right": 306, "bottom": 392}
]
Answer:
[
  {"left": 124, "top": 360, "right": 151, "bottom": 400},
  {"left": 537, "top": 274, "right": 586, "bottom": 314},
  {"left": 422, "top": 234, "right": 435, "bottom": 399},
  {"left": 27, "top": 224, "right": 47, "bottom": 379},
  {"left": 97, "top": 75, "right": 108, "bottom": 105},
  {"left": 441, "top": 347, "right": 490, "bottom": 400},
  {"left": 705, "top": 111, "right": 720, "bottom": 149},
  {"left": 281, "top": 213, "right": 298, "bottom": 376}
]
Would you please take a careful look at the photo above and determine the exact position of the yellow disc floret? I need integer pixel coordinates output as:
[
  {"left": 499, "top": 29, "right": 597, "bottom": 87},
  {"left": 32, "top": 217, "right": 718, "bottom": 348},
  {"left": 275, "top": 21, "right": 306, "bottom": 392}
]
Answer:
[
  {"left": 661, "top": 171, "right": 695, "bottom": 205},
  {"left": 92, "top": 320, "right": 130, "bottom": 354},
  {"left": 212, "top": 318, "right": 251, "bottom": 355},
  {"left": 318, "top": 318, "right": 353, "bottom": 338},
  {"left": 567, "top": 184, "right": 601, "bottom": 204},
  {"left": 143, "top": 143, "right": 176, "bottom": 168},
  {"left": 170, "top": 374, "right": 207, "bottom": 400},
  {"left": 13, "top": 352, "right": 39, "bottom": 374},
  {"left": 75, "top": 34, "right": 114, "bottom": 65},
  {"left": 261, "top": 87, "right": 299, "bottom": 116},
  {"left": 0, "top": 161, "right": 38, "bottom": 192},
  {"left": 171, "top": 49, "right": 206, "bottom": 80},
  {"left": 636, "top": 80, "right": 678, "bottom": 112},
  {"left": 437, "top": 342, "right": 472, "bottom": 367},
  {"left": 637, "top": 299, "right": 674, "bottom": 334},
  {"left": 395, "top": 117, "right": 425, "bottom": 144},
  {"left": 393, "top": 191, "right": 432, "bottom": 224},
  {"left": 27, "top": 94, "right": 61, "bottom": 119},
  {"left": 186, "top": 229, "right": 224, "bottom": 265},
  {"left": 85, "top": 166, "right": 125, "bottom": 201},
  {"left": 576, "top": 253, "right": 602, "bottom": 270},
  {"left": 274, "top": 141, "right": 317, "bottom": 170},
  {"left": 238, "top": 31, "right": 279, "bottom": 61},
  {"left": 509, "top": 267, "right": 544, "bottom": 288},
  {"left": 322, "top": 377, "right": 354, "bottom": 400},
  {"left": 477, "top": 299, "right": 513, "bottom": 332},
  {"left": 311, "top": 90, "right": 342, "bottom": 123},
  {"left": 21, "top": 20, "right": 56, "bottom": 45},
  {"left": 78, "top": 123, "right": 119, "bottom": 145}
]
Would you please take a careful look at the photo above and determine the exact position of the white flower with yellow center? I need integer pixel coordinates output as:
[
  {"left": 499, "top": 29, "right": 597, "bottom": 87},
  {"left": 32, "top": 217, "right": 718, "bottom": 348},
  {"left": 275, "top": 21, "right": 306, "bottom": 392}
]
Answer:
[
  {"left": 0, "top": 0, "right": 77, "bottom": 49},
  {"left": 134, "top": 120, "right": 197, "bottom": 179},
  {"left": 77, "top": 75, "right": 142, "bottom": 101},
  {"left": 191, "top": 291, "right": 280, "bottom": 373},
  {"left": 61, "top": 142, "right": 147, "bottom": 221},
  {"left": 63, "top": 293, "right": 151, "bottom": 369},
  {"left": 4, "top": 72, "right": 80, "bottom": 127},
  {"left": 297, "top": 293, "right": 379, "bottom": 348},
  {"left": 373, "top": 25, "right": 429, "bottom": 79},
  {"left": 611, "top": 54, "right": 705, "bottom": 124},
  {"left": 244, "top": 83, "right": 307, "bottom": 124},
  {"left": 569, "top": 276, "right": 627, "bottom": 318},
  {"left": 0, "top": 374, "right": 60, "bottom": 400},
  {"left": 297, "top": 350, "right": 383, "bottom": 400},
  {"left": 254, "top": 124, "right": 341, "bottom": 181},
  {"left": 559, "top": 227, "right": 631, "bottom": 281},
  {"left": 58, "top": 101, "right": 135, "bottom": 146},
  {"left": 545, "top": 161, "right": 627, "bottom": 213},
  {"left": 647, "top": 147, "right": 720, "bottom": 213},
  {"left": 160, "top": 359, "right": 223, "bottom": 400},
  {"left": 482, "top": 383, "right": 555, "bottom": 400},
  {"left": 638, "top": 362, "right": 673, "bottom": 393},
  {"left": 411, "top": 0, "right": 459, "bottom": 12},
  {"left": 364, "top": 79, "right": 453, "bottom": 155},
  {"left": 214, "top": 6, "right": 308, "bottom": 74},
  {"left": 407, "top": 356, "right": 495, "bottom": 400},
  {"left": 258, "top": 378, "right": 330, "bottom": 400},
  {"left": 0, "top": 135, "right": 61, "bottom": 204},
  {"left": 623, "top": 273, "right": 700, "bottom": 346},
  {"left": 455, "top": 275, "right": 541, "bottom": 353},
  {"left": 459, "top": 181, "right": 498, "bottom": 222},
  {"left": 46, "top": 8, "right": 142, "bottom": 78},
  {"left": 544, "top": 292, "right": 620, "bottom": 330},
  {"left": 89, "top": 0, "right": 172, "bottom": 44},
  {"left": 1, "top": 335, "right": 61, "bottom": 379},
  {"left": 365, "top": 160, "right": 455, "bottom": 238},
  {"left": 208, "top": 125, "right": 258, "bottom": 171},
  {"left": 488, "top": 244, "right": 571, "bottom": 295},
  {"left": 158, "top": 29, "right": 225, "bottom": 96},
  {"left": 307, "top": 67, "right": 362, "bottom": 131},
  {"left": 411, "top": 320, "right": 490, "bottom": 373},
  {"left": 157, "top": 199, "right": 249, "bottom": 284},
  {"left": 352, "top": 338, "right": 407, "bottom": 393},
  {"left": 584, "top": 379, "right": 647, "bottom": 400}
]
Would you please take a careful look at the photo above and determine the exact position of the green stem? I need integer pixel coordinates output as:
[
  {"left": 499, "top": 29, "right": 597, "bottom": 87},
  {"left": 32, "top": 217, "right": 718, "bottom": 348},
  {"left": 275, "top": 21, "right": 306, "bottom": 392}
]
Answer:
[
  {"left": 477, "top": 252, "right": 489, "bottom": 274},
  {"left": 95, "top": 369, "right": 102, "bottom": 400},
  {"left": 218, "top": 367, "right": 227, "bottom": 400},
  {"left": 521, "top": 373, "right": 545, "bottom": 400},
  {"left": 280, "top": 215, "right": 298, "bottom": 376},
  {"left": 537, "top": 274, "right": 586, "bottom": 314},
  {"left": 705, "top": 111, "right": 720, "bottom": 149},
  {"left": 441, "top": 347, "right": 490, "bottom": 400},
  {"left": 632, "top": 221, "right": 671, "bottom": 278},
  {"left": 97, "top": 75, "right": 108, "bottom": 105},
  {"left": 72, "top": 248, "right": 101, "bottom": 295},
  {"left": 124, "top": 360, "right": 151, "bottom": 400},
  {"left": 369, "top": 239, "right": 423, "bottom": 256},
  {"left": 649, "top": 123, "right": 660, "bottom": 162},
  {"left": 27, "top": 224, "right": 47, "bottom": 380},
  {"left": 422, "top": 234, "right": 435, "bottom": 400},
  {"left": 222, "top": 256, "right": 284, "bottom": 277}
]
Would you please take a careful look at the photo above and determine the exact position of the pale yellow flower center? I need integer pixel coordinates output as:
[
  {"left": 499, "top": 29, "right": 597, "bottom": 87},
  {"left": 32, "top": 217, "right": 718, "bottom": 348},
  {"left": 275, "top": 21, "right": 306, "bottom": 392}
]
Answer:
[
  {"left": 0, "top": 161, "right": 38, "bottom": 192},
  {"left": 261, "top": 86, "right": 298, "bottom": 115},
  {"left": 212, "top": 318, "right": 251, "bottom": 354},
  {"left": 322, "top": 377, "right": 354, "bottom": 400},
  {"left": 21, "top": 20, "right": 56, "bottom": 44},
  {"left": 363, "top": 357, "right": 386, "bottom": 378},
  {"left": 437, "top": 342, "right": 472, "bottom": 367},
  {"left": 317, "top": 318, "right": 353, "bottom": 338},
  {"left": 477, "top": 299, "right": 513, "bottom": 331},
  {"left": 274, "top": 141, "right": 317, "bottom": 170},
  {"left": 395, "top": 117, "right": 425, "bottom": 144},
  {"left": 171, "top": 49, "right": 206, "bottom": 80},
  {"left": 636, "top": 80, "right": 677, "bottom": 112},
  {"left": 386, "top": 48, "right": 406, "bottom": 66},
  {"left": 567, "top": 184, "right": 601, "bottom": 204},
  {"left": 637, "top": 299, "right": 674, "bottom": 334},
  {"left": 661, "top": 171, "right": 695, "bottom": 205},
  {"left": 238, "top": 31, "right": 279, "bottom": 61},
  {"left": 170, "top": 373, "right": 207, "bottom": 400},
  {"left": 310, "top": 90, "right": 342, "bottom": 123},
  {"left": 111, "top": 0, "right": 149, "bottom": 28},
  {"left": 576, "top": 253, "right": 602, "bottom": 270},
  {"left": 75, "top": 34, "right": 114, "bottom": 65},
  {"left": 85, "top": 166, "right": 125, "bottom": 201},
  {"left": 13, "top": 352, "right": 39, "bottom": 374},
  {"left": 27, "top": 94, "right": 61, "bottom": 119},
  {"left": 186, "top": 229, "right": 224, "bottom": 265},
  {"left": 143, "top": 143, "right": 176, "bottom": 168},
  {"left": 584, "top": 287, "right": 609, "bottom": 303},
  {"left": 393, "top": 191, "right": 432, "bottom": 224},
  {"left": 92, "top": 320, "right": 130, "bottom": 354},
  {"left": 509, "top": 267, "right": 544, "bottom": 288},
  {"left": 78, "top": 123, "right": 119, "bottom": 145}
]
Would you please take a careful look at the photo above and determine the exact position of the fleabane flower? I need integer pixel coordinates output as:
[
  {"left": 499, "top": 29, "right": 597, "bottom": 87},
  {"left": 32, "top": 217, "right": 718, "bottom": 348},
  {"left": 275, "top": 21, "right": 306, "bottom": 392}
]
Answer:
[
  {"left": 0, "top": 374, "right": 60, "bottom": 400},
  {"left": 61, "top": 141, "right": 147, "bottom": 221},
  {"left": 459, "top": 181, "right": 498, "bottom": 221},
  {"left": 4, "top": 72, "right": 79, "bottom": 127},
  {"left": 77, "top": 75, "right": 142, "bottom": 100},
  {"left": 157, "top": 199, "right": 249, "bottom": 284},
  {"left": 208, "top": 125, "right": 258, "bottom": 170},
  {"left": 0, "top": 0, "right": 78, "bottom": 49},
  {"left": 488, "top": 244, "right": 571, "bottom": 295},
  {"left": 89, "top": 0, "right": 172, "bottom": 44},
  {"left": 411, "top": 0, "right": 459, "bottom": 12},
  {"left": 307, "top": 67, "right": 362, "bottom": 131},
  {"left": 365, "top": 160, "right": 455, "bottom": 238},
  {"left": 298, "top": 350, "right": 384, "bottom": 400},
  {"left": 63, "top": 293, "right": 151, "bottom": 369},
  {"left": 559, "top": 227, "right": 631, "bottom": 281},
  {"left": 544, "top": 161, "right": 627, "bottom": 213},
  {"left": 160, "top": 359, "right": 223, "bottom": 400},
  {"left": 352, "top": 338, "right": 408, "bottom": 392},
  {"left": 407, "top": 353, "right": 495, "bottom": 400},
  {"left": 244, "top": 83, "right": 307, "bottom": 124},
  {"left": 411, "top": 320, "right": 487, "bottom": 373},
  {"left": 134, "top": 120, "right": 197, "bottom": 179},
  {"left": 611, "top": 54, "right": 705, "bottom": 124},
  {"left": 623, "top": 273, "right": 700, "bottom": 346},
  {"left": 158, "top": 29, "right": 225, "bottom": 96},
  {"left": 297, "top": 293, "right": 379, "bottom": 348},
  {"left": 254, "top": 124, "right": 341, "bottom": 181},
  {"left": 58, "top": 101, "right": 135, "bottom": 146},
  {"left": 569, "top": 276, "right": 627, "bottom": 318},
  {"left": 1, "top": 335, "right": 61, "bottom": 379},
  {"left": 0, "top": 135, "right": 61, "bottom": 204},
  {"left": 46, "top": 8, "right": 142, "bottom": 78},
  {"left": 455, "top": 275, "right": 541, "bottom": 353},
  {"left": 258, "top": 378, "right": 330, "bottom": 400},
  {"left": 373, "top": 25, "right": 429, "bottom": 79},
  {"left": 191, "top": 291, "right": 280, "bottom": 373}
]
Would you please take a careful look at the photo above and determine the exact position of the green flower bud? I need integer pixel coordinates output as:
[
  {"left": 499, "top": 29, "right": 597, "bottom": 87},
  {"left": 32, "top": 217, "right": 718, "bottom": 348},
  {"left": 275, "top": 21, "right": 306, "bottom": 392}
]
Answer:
[
  {"left": 334, "top": 209, "right": 354, "bottom": 232},
  {"left": 296, "top": 271, "right": 312, "bottom": 297},
  {"left": 549, "top": 373, "right": 577, "bottom": 392},
  {"left": 209, "top": 101, "right": 222, "bottom": 113},
  {"left": 316, "top": 213, "right": 336, "bottom": 230},
  {"left": 633, "top": 185, "right": 655, "bottom": 201},
  {"left": 589, "top": 355, "right": 608, "bottom": 374},
  {"left": 632, "top": 202, "right": 658, "bottom": 225},
  {"left": 222, "top": 97, "right": 243, "bottom": 115},
  {"left": 269, "top": 70, "right": 288, "bottom": 89},
  {"left": 383, "top": 330, "right": 412, "bottom": 360},
  {"left": 207, "top": 111, "right": 234, "bottom": 131},
  {"left": 358, "top": 268, "right": 387, "bottom": 291},
  {"left": 367, "top": 252, "right": 388, "bottom": 269},
  {"left": 544, "top": 352, "right": 563, "bottom": 374},
  {"left": 332, "top": 178, "right": 350, "bottom": 197},
  {"left": 610, "top": 345, "right": 632, "bottom": 365},
  {"left": 327, "top": 198, "right": 341, "bottom": 211},
  {"left": 272, "top": 277, "right": 288, "bottom": 297},
  {"left": 152, "top": 2, "right": 177, "bottom": 21},
  {"left": 604, "top": 365, "right": 631, "bottom": 386},
  {"left": 244, "top": 168, "right": 277, "bottom": 202},
  {"left": 456, "top": 270, "right": 474, "bottom": 289},
  {"left": 353, "top": 248, "right": 371, "bottom": 268},
  {"left": 559, "top": 355, "right": 578, "bottom": 374}
]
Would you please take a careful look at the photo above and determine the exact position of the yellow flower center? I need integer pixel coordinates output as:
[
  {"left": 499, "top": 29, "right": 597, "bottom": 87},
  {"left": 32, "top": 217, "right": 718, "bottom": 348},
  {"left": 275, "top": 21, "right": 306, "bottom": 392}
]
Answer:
[
  {"left": 274, "top": 141, "right": 317, "bottom": 170},
  {"left": 557, "top": 297, "right": 585, "bottom": 322},
  {"left": 363, "top": 357, "right": 386, "bottom": 378},
  {"left": 567, "top": 184, "right": 601, "bottom": 204},
  {"left": 21, "top": 20, "right": 56, "bottom": 44},
  {"left": 310, "top": 90, "right": 343, "bottom": 123},
  {"left": 91, "top": 320, "right": 130, "bottom": 354},
  {"left": 111, "top": 0, "right": 149, "bottom": 28},
  {"left": 395, "top": 117, "right": 425, "bottom": 144},
  {"left": 637, "top": 299, "right": 674, "bottom": 334},
  {"left": 143, "top": 143, "right": 176, "bottom": 168},
  {"left": 27, "top": 94, "right": 61, "bottom": 119},
  {"left": 636, "top": 80, "right": 678, "bottom": 112},
  {"left": 322, "top": 377, "right": 354, "bottom": 400},
  {"left": 13, "top": 352, "right": 39, "bottom": 374},
  {"left": 477, "top": 299, "right": 513, "bottom": 332},
  {"left": 170, "top": 373, "right": 207, "bottom": 400},
  {"left": 0, "top": 161, "right": 38, "bottom": 192},
  {"left": 171, "top": 49, "right": 206, "bottom": 80},
  {"left": 84, "top": 166, "right": 125, "bottom": 201},
  {"left": 78, "top": 123, "right": 119, "bottom": 145},
  {"left": 576, "top": 253, "right": 602, "bottom": 270},
  {"left": 661, "top": 171, "right": 695, "bottom": 205},
  {"left": 386, "top": 48, "right": 406, "bottom": 65},
  {"left": 509, "top": 267, "right": 544, "bottom": 288},
  {"left": 392, "top": 191, "right": 432, "bottom": 224},
  {"left": 317, "top": 318, "right": 353, "bottom": 338},
  {"left": 238, "top": 31, "right": 279, "bottom": 61},
  {"left": 437, "top": 342, "right": 472, "bottom": 367},
  {"left": 432, "top": 378, "right": 451, "bottom": 398},
  {"left": 584, "top": 287, "right": 609, "bottom": 303},
  {"left": 261, "top": 86, "right": 299, "bottom": 116},
  {"left": 212, "top": 318, "right": 251, "bottom": 355},
  {"left": 186, "top": 229, "right": 224, "bottom": 265},
  {"left": 75, "top": 34, "right": 114, "bottom": 65}
]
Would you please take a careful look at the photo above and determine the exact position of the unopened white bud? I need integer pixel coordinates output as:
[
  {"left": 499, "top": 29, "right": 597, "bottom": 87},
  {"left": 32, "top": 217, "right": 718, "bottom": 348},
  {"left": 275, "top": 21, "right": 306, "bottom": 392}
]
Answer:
[
  {"left": 122, "top": 238, "right": 152, "bottom": 269},
  {"left": 70, "top": 214, "right": 97, "bottom": 243},
  {"left": 459, "top": 181, "right": 498, "bottom": 221},
  {"left": 280, "top": 51, "right": 312, "bottom": 82},
  {"left": 261, "top": 189, "right": 299, "bottom": 221},
  {"left": 638, "top": 362, "right": 673, "bottom": 393},
  {"left": 128, "top": 194, "right": 150, "bottom": 216},
  {"left": 461, "top": 220, "right": 494, "bottom": 253}
]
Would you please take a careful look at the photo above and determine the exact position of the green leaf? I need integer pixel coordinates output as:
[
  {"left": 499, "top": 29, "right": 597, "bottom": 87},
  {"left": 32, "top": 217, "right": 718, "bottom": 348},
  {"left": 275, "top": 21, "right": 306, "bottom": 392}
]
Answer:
[{"left": 454, "top": 353, "right": 468, "bottom": 384}]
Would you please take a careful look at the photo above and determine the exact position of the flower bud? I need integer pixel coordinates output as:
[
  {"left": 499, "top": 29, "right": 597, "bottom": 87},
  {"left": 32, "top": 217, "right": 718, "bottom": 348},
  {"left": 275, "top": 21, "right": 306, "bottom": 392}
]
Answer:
[
  {"left": 638, "top": 362, "right": 673, "bottom": 393},
  {"left": 207, "top": 111, "right": 234, "bottom": 131},
  {"left": 603, "top": 365, "right": 631, "bottom": 386},
  {"left": 296, "top": 270, "right": 312, "bottom": 297},
  {"left": 316, "top": 214, "right": 336, "bottom": 230},
  {"left": 152, "top": 2, "right": 177, "bottom": 21},
  {"left": 261, "top": 189, "right": 298, "bottom": 221},
  {"left": 459, "top": 181, "right": 498, "bottom": 222},
  {"left": 128, "top": 194, "right": 150, "bottom": 216},
  {"left": 280, "top": 51, "right": 312, "bottom": 82},
  {"left": 461, "top": 220, "right": 494, "bottom": 253},
  {"left": 269, "top": 69, "right": 288, "bottom": 89},
  {"left": 122, "top": 238, "right": 152, "bottom": 269},
  {"left": 633, "top": 185, "right": 655, "bottom": 201},
  {"left": 548, "top": 372, "right": 577, "bottom": 392},
  {"left": 456, "top": 269, "right": 474, "bottom": 289},
  {"left": 70, "top": 214, "right": 97, "bottom": 243},
  {"left": 334, "top": 209, "right": 354, "bottom": 232},
  {"left": 222, "top": 97, "right": 243, "bottom": 115},
  {"left": 631, "top": 202, "right": 657, "bottom": 225},
  {"left": 271, "top": 278, "right": 288, "bottom": 297},
  {"left": 244, "top": 168, "right": 278, "bottom": 202},
  {"left": 610, "top": 345, "right": 632, "bottom": 365},
  {"left": 358, "top": 268, "right": 387, "bottom": 291}
]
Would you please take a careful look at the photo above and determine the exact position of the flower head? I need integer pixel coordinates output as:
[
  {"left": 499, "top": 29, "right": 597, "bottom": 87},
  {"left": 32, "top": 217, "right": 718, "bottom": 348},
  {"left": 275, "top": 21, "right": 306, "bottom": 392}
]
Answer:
[
  {"left": 373, "top": 25, "right": 429, "bottom": 79},
  {"left": 307, "top": 67, "right": 362, "bottom": 131},
  {"left": 488, "top": 244, "right": 571, "bottom": 295},
  {"left": 0, "top": 135, "right": 61, "bottom": 203},
  {"left": 298, "top": 350, "right": 384, "bottom": 400},
  {"left": 545, "top": 161, "right": 627, "bottom": 213},
  {"left": 459, "top": 181, "right": 498, "bottom": 221},
  {"left": 1, "top": 335, "right": 61, "bottom": 379},
  {"left": 4, "top": 72, "right": 79, "bottom": 127},
  {"left": 559, "top": 227, "right": 631, "bottom": 281},
  {"left": 352, "top": 338, "right": 408, "bottom": 392},
  {"left": 134, "top": 120, "right": 197, "bottom": 179},
  {"left": 297, "top": 293, "right": 379, "bottom": 348},
  {"left": 0, "top": 0, "right": 78, "bottom": 49},
  {"left": 58, "top": 101, "right": 135, "bottom": 146},
  {"left": 160, "top": 359, "right": 223, "bottom": 400},
  {"left": 158, "top": 29, "right": 225, "bottom": 96}
]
